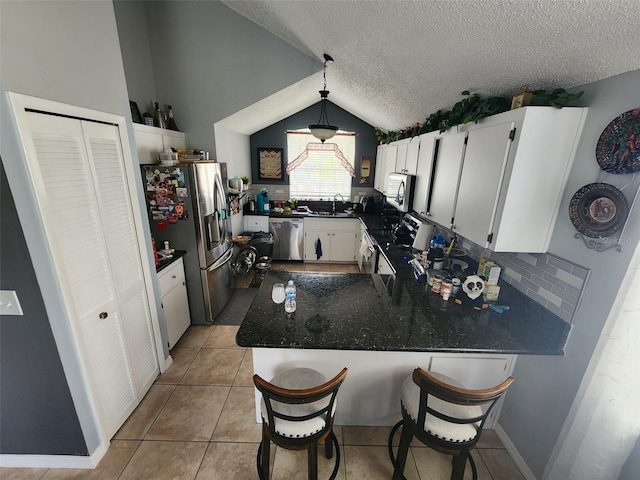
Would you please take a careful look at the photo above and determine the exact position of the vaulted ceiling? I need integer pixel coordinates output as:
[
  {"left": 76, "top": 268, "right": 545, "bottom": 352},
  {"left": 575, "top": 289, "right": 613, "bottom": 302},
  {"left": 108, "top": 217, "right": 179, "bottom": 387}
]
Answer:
[{"left": 219, "top": 0, "right": 639, "bottom": 134}]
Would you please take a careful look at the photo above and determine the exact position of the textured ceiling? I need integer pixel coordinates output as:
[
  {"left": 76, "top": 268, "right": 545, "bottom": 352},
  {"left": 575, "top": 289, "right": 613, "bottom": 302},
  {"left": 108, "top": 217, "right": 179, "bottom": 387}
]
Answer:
[{"left": 219, "top": 0, "right": 640, "bottom": 134}]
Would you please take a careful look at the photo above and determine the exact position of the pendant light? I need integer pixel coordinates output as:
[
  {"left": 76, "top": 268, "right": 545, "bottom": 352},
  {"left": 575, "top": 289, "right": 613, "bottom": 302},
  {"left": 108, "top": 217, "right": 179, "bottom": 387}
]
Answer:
[{"left": 309, "top": 53, "right": 338, "bottom": 142}]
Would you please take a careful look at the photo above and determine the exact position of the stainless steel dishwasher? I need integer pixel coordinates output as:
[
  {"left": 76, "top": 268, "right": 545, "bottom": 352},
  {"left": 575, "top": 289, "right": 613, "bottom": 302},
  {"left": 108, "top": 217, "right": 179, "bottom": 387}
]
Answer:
[{"left": 269, "top": 218, "right": 304, "bottom": 260}]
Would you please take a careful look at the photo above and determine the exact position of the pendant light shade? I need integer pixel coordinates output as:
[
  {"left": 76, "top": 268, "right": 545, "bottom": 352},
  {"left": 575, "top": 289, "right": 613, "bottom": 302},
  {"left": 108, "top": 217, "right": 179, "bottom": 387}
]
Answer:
[{"left": 309, "top": 54, "right": 338, "bottom": 142}]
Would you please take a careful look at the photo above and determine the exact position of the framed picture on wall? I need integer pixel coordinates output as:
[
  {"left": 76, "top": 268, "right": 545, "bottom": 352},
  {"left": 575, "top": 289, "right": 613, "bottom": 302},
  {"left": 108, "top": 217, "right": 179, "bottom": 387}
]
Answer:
[
  {"left": 257, "top": 147, "right": 284, "bottom": 181},
  {"left": 359, "top": 156, "right": 372, "bottom": 185}
]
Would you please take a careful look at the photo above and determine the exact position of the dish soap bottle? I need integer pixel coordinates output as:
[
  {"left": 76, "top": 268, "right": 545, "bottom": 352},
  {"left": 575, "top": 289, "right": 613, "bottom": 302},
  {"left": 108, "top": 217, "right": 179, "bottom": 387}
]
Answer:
[{"left": 284, "top": 280, "right": 297, "bottom": 313}]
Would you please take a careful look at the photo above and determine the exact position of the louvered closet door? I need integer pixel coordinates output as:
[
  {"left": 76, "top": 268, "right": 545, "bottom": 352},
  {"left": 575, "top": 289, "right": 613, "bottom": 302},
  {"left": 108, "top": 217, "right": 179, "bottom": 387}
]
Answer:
[
  {"left": 81, "top": 122, "right": 158, "bottom": 398},
  {"left": 24, "top": 113, "right": 139, "bottom": 438}
]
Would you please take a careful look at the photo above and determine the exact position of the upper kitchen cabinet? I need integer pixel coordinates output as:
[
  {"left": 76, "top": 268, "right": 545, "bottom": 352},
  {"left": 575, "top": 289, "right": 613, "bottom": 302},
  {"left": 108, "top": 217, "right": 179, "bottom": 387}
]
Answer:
[
  {"left": 395, "top": 136, "right": 420, "bottom": 175},
  {"left": 374, "top": 142, "right": 398, "bottom": 194},
  {"left": 393, "top": 138, "right": 410, "bottom": 173},
  {"left": 454, "top": 106, "right": 587, "bottom": 252},
  {"left": 425, "top": 131, "right": 467, "bottom": 228},
  {"left": 412, "top": 131, "right": 440, "bottom": 216},
  {"left": 134, "top": 123, "right": 186, "bottom": 164}
]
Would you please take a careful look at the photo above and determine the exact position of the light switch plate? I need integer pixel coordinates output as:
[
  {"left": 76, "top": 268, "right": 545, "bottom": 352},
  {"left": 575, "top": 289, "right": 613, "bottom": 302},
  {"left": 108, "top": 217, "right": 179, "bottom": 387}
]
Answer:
[{"left": 0, "top": 290, "right": 24, "bottom": 315}]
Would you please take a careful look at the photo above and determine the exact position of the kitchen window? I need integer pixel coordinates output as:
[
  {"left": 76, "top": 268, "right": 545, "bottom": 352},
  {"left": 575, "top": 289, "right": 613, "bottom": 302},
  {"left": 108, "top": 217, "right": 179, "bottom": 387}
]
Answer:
[{"left": 286, "top": 129, "right": 355, "bottom": 200}]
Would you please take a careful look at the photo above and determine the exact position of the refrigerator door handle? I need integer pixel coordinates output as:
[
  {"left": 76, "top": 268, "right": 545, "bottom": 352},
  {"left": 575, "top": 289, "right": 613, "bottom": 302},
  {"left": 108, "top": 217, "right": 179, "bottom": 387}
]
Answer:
[{"left": 207, "top": 247, "right": 233, "bottom": 273}]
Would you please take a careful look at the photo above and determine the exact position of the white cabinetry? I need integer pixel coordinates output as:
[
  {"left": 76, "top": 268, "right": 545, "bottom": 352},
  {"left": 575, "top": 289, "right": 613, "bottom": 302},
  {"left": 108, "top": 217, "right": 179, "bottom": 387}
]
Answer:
[
  {"left": 304, "top": 218, "right": 359, "bottom": 262},
  {"left": 376, "top": 251, "right": 395, "bottom": 275},
  {"left": 393, "top": 136, "right": 420, "bottom": 175},
  {"left": 243, "top": 214, "right": 269, "bottom": 233},
  {"left": 158, "top": 258, "right": 191, "bottom": 350},
  {"left": 393, "top": 138, "right": 410, "bottom": 173},
  {"left": 374, "top": 143, "right": 398, "bottom": 193},
  {"left": 15, "top": 106, "right": 160, "bottom": 440},
  {"left": 454, "top": 106, "right": 587, "bottom": 252},
  {"left": 133, "top": 124, "right": 186, "bottom": 164},
  {"left": 412, "top": 131, "right": 439, "bottom": 216},
  {"left": 426, "top": 131, "right": 467, "bottom": 228}
]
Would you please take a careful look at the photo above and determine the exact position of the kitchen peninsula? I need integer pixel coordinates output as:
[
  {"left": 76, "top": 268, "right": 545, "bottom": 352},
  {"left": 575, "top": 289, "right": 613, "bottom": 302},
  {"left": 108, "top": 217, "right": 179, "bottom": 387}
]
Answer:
[{"left": 236, "top": 269, "right": 570, "bottom": 426}]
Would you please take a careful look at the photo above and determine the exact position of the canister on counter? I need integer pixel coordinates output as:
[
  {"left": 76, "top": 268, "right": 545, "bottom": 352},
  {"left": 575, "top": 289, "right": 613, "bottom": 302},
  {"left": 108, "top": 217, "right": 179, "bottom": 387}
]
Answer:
[
  {"left": 451, "top": 278, "right": 461, "bottom": 295},
  {"left": 441, "top": 279, "right": 453, "bottom": 301},
  {"left": 431, "top": 274, "right": 444, "bottom": 294}
]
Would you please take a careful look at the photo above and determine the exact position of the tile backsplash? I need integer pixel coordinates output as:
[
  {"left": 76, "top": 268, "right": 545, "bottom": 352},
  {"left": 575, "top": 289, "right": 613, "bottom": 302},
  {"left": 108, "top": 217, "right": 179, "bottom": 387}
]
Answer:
[{"left": 458, "top": 237, "right": 590, "bottom": 324}]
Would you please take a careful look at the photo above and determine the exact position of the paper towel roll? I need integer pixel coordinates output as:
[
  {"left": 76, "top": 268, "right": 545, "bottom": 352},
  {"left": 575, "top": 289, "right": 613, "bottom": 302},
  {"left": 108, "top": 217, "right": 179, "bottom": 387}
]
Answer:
[{"left": 413, "top": 224, "right": 435, "bottom": 251}]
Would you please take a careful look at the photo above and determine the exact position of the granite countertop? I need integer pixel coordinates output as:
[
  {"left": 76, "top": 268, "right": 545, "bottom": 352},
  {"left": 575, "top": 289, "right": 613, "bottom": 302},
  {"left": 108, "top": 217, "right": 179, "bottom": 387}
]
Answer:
[
  {"left": 156, "top": 249, "right": 187, "bottom": 273},
  {"left": 236, "top": 269, "right": 570, "bottom": 355}
]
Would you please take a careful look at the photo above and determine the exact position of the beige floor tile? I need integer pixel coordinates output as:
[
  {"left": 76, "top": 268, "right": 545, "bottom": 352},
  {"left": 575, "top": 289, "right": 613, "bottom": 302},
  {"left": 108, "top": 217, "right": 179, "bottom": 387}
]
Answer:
[
  {"left": 0, "top": 468, "right": 49, "bottom": 480},
  {"left": 478, "top": 448, "right": 525, "bottom": 480},
  {"left": 154, "top": 346, "right": 199, "bottom": 385},
  {"left": 145, "top": 385, "right": 229, "bottom": 442},
  {"left": 411, "top": 447, "right": 490, "bottom": 480},
  {"left": 342, "top": 425, "right": 394, "bottom": 446},
  {"left": 114, "top": 385, "right": 175, "bottom": 440},
  {"left": 174, "top": 325, "right": 215, "bottom": 348},
  {"left": 476, "top": 428, "right": 504, "bottom": 448},
  {"left": 195, "top": 442, "right": 262, "bottom": 480},
  {"left": 284, "top": 262, "right": 306, "bottom": 271},
  {"left": 305, "top": 263, "right": 330, "bottom": 272},
  {"left": 234, "top": 349, "right": 255, "bottom": 386},
  {"left": 344, "top": 445, "right": 419, "bottom": 480},
  {"left": 270, "top": 262, "right": 287, "bottom": 271},
  {"left": 181, "top": 348, "right": 245, "bottom": 385},
  {"left": 271, "top": 445, "right": 346, "bottom": 480},
  {"left": 118, "top": 440, "right": 207, "bottom": 480},
  {"left": 203, "top": 325, "right": 242, "bottom": 348},
  {"left": 331, "top": 264, "right": 360, "bottom": 273},
  {"left": 40, "top": 440, "right": 140, "bottom": 479},
  {"left": 211, "top": 386, "right": 262, "bottom": 442}
]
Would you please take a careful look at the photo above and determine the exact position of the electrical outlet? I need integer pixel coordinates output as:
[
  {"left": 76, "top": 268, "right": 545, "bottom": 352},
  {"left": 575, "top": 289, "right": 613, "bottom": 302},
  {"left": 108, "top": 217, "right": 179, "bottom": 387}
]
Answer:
[{"left": 0, "top": 290, "right": 24, "bottom": 315}]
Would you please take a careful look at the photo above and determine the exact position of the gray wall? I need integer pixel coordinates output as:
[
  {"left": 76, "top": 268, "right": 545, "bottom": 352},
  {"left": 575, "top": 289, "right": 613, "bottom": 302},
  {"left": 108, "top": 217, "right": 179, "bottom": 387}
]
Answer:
[
  {"left": 139, "top": 1, "right": 319, "bottom": 159},
  {"left": 249, "top": 100, "right": 378, "bottom": 189},
  {"left": 499, "top": 69, "right": 640, "bottom": 478},
  {"left": 0, "top": 0, "right": 148, "bottom": 455},
  {"left": 0, "top": 163, "right": 87, "bottom": 455}
]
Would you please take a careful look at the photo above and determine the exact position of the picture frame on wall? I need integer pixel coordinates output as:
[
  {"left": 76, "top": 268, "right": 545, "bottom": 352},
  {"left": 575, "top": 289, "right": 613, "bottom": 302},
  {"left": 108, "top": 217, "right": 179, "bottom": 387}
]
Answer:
[
  {"left": 257, "top": 147, "right": 284, "bottom": 181},
  {"left": 359, "top": 156, "right": 372, "bottom": 185}
]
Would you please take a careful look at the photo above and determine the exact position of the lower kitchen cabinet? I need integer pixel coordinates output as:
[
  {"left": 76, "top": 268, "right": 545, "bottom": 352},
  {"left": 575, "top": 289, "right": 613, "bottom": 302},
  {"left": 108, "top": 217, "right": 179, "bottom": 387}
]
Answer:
[
  {"left": 303, "top": 218, "right": 359, "bottom": 262},
  {"left": 158, "top": 258, "right": 191, "bottom": 349}
]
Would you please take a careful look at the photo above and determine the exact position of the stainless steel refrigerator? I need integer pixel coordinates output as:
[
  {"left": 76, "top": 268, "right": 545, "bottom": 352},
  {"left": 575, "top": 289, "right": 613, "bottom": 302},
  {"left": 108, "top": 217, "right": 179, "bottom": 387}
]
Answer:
[{"left": 142, "top": 162, "right": 233, "bottom": 324}]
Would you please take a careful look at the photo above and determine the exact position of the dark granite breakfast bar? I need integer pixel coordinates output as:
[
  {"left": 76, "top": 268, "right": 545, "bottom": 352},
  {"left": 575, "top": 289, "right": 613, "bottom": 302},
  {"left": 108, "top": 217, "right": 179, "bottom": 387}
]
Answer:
[{"left": 236, "top": 270, "right": 570, "bottom": 355}]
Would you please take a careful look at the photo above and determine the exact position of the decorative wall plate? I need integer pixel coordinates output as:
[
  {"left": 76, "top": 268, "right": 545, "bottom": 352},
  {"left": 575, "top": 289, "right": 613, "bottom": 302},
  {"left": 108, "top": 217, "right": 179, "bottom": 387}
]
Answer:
[
  {"left": 595, "top": 108, "right": 640, "bottom": 174},
  {"left": 568, "top": 182, "right": 629, "bottom": 238}
]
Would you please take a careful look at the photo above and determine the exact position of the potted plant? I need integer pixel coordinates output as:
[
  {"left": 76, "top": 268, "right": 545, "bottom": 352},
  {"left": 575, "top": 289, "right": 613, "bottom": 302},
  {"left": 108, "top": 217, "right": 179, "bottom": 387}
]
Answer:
[{"left": 241, "top": 175, "right": 250, "bottom": 191}]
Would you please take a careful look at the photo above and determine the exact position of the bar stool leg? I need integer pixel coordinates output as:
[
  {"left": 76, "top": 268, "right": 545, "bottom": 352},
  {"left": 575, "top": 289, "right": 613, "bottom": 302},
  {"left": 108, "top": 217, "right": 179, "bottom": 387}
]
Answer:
[
  {"left": 308, "top": 442, "right": 318, "bottom": 480},
  {"left": 325, "top": 432, "right": 334, "bottom": 459},
  {"left": 451, "top": 452, "right": 467, "bottom": 480},
  {"left": 393, "top": 419, "right": 415, "bottom": 480},
  {"left": 261, "top": 425, "right": 271, "bottom": 479}
]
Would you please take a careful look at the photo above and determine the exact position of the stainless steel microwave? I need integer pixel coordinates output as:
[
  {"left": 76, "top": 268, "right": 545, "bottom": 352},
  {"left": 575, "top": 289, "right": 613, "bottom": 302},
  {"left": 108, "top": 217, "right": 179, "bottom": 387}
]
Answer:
[{"left": 385, "top": 173, "right": 415, "bottom": 212}]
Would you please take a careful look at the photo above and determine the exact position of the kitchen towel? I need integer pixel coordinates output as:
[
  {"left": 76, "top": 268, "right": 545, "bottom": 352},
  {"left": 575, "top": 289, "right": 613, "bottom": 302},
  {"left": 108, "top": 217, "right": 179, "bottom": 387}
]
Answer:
[
  {"left": 359, "top": 236, "right": 373, "bottom": 258},
  {"left": 413, "top": 224, "right": 435, "bottom": 251},
  {"left": 315, "top": 238, "right": 323, "bottom": 260}
]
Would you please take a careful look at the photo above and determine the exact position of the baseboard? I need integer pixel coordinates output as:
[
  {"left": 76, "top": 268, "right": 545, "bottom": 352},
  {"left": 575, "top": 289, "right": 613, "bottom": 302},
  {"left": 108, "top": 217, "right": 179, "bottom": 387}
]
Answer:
[
  {"left": 162, "top": 353, "right": 173, "bottom": 373},
  {"left": 495, "top": 423, "right": 538, "bottom": 480},
  {"left": 0, "top": 441, "right": 107, "bottom": 469}
]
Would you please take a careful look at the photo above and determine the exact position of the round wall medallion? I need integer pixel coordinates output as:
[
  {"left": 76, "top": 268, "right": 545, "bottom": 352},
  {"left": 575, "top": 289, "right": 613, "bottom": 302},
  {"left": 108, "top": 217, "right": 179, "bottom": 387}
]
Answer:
[
  {"left": 568, "top": 183, "right": 629, "bottom": 238},
  {"left": 596, "top": 108, "right": 640, "bottom": 174}
]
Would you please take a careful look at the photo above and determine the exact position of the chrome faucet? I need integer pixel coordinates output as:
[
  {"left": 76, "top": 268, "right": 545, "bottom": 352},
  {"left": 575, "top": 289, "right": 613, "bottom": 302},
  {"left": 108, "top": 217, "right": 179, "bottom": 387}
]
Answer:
[{"left": 332, "top": 193, "right": 345, "bottom": 213}]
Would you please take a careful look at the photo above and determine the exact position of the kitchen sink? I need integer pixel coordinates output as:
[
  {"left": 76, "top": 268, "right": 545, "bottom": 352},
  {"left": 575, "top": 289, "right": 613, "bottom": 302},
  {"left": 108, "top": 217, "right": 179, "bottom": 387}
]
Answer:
[{"left": 309, "top": 211, "right": 356, "bottom": 218}]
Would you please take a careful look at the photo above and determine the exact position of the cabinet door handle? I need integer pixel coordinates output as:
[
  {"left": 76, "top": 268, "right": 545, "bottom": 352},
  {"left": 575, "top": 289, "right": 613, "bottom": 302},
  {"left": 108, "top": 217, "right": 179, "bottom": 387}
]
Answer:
[
  {"left": 99, "top": 312, "right": 108, "bottom": 319},
  {"left": 172, "top": 275, "right": 177, "bottom": 279},
  {"left": 182, "top": 281, "right": 186, "bottom": 286}
]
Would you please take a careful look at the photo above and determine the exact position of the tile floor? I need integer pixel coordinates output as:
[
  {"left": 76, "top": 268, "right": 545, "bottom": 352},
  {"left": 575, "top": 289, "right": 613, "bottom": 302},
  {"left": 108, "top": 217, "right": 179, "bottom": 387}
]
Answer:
[{"left": 1, "top": 262, "right": 525, "bottom": 480}]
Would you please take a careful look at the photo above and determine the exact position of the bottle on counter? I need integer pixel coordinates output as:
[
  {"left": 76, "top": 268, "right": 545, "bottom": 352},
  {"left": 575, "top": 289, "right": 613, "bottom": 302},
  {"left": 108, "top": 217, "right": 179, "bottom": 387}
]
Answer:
[
  {"left": 284, "top": 280, "right": 297, "bottom": 313},
  {"left": 477, "top": 247, "right": 492, "bottom": 276}
]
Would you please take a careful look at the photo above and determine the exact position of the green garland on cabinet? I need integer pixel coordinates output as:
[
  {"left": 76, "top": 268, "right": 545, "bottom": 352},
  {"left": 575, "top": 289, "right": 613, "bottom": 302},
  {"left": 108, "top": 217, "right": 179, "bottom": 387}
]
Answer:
[{"left": 375, "top": 88, "right": 583, "bottom": 144}]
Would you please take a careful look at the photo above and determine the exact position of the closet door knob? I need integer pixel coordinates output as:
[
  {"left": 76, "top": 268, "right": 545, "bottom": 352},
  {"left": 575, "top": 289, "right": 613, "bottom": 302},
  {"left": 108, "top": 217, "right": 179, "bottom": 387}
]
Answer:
[{"left": 99, "top": 312, "right": 108, "bottom": 319}]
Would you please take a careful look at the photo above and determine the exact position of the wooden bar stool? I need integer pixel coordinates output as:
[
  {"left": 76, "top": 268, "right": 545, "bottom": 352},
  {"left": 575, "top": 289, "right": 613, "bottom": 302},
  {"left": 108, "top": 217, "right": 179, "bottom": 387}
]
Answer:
[
  {"left": 388, "top": 368, "right": 513, "bottom": 480},
  {"left": 253, "top": 367, "right": 348, "bottom": 480}
]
